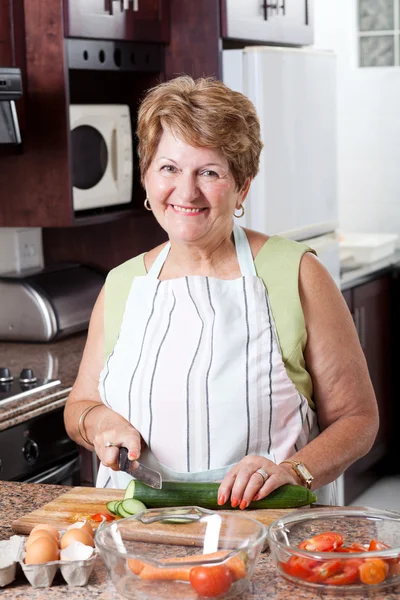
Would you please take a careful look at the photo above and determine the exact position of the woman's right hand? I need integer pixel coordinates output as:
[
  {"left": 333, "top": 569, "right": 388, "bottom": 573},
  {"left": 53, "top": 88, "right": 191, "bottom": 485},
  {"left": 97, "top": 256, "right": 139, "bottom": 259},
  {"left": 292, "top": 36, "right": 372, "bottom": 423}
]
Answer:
[{"left": 86, "top": 404, "right": 143, "bottom": 471}]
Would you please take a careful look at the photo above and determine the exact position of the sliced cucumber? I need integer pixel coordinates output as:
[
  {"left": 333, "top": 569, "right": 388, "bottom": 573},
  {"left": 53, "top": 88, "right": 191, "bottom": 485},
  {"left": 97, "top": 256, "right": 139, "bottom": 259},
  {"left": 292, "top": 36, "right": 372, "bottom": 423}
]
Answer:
[
  {"left": 106, "top": 500, "right": 119, "bottom": 515},
  {"left": 124, "top": 480, "right": 136, "bottom": 500},
  {"left": 121, "top": 498, "right": 147, "bottom": 515},
  {"left": 117, "top": 503, "right": 133, "bottom": 518}
]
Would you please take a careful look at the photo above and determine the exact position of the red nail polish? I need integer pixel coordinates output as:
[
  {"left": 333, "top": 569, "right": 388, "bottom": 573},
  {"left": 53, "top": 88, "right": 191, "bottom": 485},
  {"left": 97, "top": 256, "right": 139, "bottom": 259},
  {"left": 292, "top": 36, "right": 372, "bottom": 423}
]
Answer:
[
  {"left": 231, "top": 497, "right": 239, "bottom": 508},
  {"left": 218, "top": 494, "right": 226, "bottom": 506},
  {"left": 128, "top": 452, "right": 137, "bottom": 460},
  {"left": 240, "top": 499, "right": 248, "bottom": 510}
]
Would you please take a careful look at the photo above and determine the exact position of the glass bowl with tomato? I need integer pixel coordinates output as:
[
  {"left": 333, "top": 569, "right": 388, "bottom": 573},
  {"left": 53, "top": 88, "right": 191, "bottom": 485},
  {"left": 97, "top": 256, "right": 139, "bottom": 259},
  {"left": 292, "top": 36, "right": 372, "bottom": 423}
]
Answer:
[
  {"left": 95, "top": 506, "right": 267, "bottom": 599},
  {"left": 267, "top": 506, "right": 400, "bottom": 594}
]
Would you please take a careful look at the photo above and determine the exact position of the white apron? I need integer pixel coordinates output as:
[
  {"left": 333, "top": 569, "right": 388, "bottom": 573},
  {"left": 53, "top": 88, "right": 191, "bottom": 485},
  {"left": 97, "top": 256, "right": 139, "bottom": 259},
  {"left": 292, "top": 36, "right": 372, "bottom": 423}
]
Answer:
[{"left": 98, "top": 225, "right": 336, "bottom": 504}]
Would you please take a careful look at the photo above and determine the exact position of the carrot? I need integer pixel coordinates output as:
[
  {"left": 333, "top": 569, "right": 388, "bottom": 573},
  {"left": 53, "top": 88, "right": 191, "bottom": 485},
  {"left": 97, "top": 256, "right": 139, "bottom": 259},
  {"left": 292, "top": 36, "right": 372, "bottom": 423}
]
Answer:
[
  {"left": 359, "top": 559, "right": 389, "bottom": 585},
  {"left": 127, "top": 550, "right": 247, "bottom": 581},
  {"left": 127, "top": 558, "right": 144, "bottom": 575}
]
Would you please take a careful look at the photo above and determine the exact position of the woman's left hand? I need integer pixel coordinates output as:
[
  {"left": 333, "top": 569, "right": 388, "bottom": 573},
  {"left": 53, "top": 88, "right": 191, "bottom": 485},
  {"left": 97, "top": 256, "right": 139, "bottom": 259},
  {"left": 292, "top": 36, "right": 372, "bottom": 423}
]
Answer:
[{"left": 217, "top": 455, "right": 301, "bottom": 510}]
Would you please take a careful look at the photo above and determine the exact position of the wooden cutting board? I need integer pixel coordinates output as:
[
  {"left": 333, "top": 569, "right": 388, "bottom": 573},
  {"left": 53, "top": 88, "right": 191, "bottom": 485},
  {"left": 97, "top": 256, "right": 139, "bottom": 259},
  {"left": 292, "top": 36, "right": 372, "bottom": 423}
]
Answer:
[{"left": 12, "top": 486, "right": 301, "bottom": 545}]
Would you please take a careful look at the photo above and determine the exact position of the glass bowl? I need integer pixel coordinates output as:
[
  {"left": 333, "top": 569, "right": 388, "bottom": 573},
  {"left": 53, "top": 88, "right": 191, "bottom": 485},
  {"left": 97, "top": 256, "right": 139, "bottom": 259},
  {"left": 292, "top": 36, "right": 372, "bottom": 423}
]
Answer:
[
  {"left": 267, "top": 506, "right": 400, "bottom": 594},
  {"left": 95, "top": 506, "right": 267, "bottom": 600}
]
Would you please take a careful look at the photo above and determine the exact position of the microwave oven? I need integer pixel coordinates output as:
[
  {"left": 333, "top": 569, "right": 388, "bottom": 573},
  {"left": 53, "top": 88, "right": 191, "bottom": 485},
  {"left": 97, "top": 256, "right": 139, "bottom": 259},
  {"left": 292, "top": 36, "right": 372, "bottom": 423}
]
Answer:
[{"left": 69, "top": 104, "right": 133, "bottom": 211}]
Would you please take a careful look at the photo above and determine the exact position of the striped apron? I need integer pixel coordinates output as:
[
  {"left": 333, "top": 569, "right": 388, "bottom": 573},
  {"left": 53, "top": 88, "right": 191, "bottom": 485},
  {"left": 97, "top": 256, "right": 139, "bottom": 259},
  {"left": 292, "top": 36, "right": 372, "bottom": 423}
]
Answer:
[{"left": 97, "top": 225, "right": 335, "bottom": 503}]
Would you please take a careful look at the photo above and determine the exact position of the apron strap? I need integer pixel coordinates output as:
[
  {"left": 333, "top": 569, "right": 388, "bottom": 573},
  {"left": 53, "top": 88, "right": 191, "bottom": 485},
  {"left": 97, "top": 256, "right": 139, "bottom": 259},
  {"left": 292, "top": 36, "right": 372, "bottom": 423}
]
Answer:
[
  {"left": 233, "top": 224, "right": 256, "bottom": 276},
  {"left": 148, "top": 226, "right": 254, "bottom": 279},
  {"left": 147, "top": 242, "right": 171, "bottom": 278}
]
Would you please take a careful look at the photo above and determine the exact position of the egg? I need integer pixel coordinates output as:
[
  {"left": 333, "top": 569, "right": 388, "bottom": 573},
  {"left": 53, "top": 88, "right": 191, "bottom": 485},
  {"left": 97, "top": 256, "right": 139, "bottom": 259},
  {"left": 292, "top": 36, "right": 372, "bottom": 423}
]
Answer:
[
  {"left": 25, "top": 537, "right": 59, "bottom": 564},
  {"left": 30, "top": 524, "right": 60, "bottom": 541},
  {"left": 26, "top": 529, "right": 58, "bottom": 549},
  {"left": 60, "top": 541, "right": 94, "bottom": 561},
  {"left": 67, "top": 519, "right": 94, "bottom": 538},
  {"left": 60, "top": 528, "right": 95, "bottom": 550}
]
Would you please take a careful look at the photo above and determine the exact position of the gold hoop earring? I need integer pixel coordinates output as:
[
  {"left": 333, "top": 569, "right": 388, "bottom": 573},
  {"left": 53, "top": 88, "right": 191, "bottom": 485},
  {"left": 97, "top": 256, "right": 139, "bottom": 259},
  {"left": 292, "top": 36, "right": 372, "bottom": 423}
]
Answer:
[
  {"left": 144, "top": 198, "right": 152, "bottom": 211},
  {"left": 234, "top": 205, "right": 245, "bottom": 218}
]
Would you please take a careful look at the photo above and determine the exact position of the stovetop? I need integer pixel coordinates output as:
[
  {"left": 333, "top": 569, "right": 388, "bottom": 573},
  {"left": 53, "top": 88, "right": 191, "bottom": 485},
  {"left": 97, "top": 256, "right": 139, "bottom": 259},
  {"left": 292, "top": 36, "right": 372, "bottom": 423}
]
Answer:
[{"left": 0, "top": 367, "right": 60, "bottom": 406}]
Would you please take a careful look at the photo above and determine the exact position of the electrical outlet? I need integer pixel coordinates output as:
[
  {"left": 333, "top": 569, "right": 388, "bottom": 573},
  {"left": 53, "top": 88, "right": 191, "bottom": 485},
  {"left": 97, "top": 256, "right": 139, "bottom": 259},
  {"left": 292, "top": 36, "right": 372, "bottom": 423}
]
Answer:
[{"left": 0, "top": 228, "right": 44, "bottom": 274}]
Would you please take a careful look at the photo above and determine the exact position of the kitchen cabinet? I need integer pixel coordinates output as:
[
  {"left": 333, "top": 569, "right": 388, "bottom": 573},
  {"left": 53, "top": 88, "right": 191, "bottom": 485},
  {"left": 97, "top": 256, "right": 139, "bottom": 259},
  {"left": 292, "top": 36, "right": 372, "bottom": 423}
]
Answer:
[
  {"left": 342, "top": 276, "right": 393, "bottom": 504},
  {"left": 0, "top": 0, "right": 164, "bottom": 228},
  {"left": 222, "top": 0, "right": 313, "bottom": 45},
  {"left": 64, "top": 0, "right": 169, "bottom": 43}
]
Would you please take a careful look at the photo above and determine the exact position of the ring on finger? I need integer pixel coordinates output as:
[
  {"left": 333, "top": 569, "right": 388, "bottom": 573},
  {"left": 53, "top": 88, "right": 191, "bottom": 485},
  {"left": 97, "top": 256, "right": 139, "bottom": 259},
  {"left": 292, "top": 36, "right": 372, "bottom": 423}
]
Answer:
[
  {"left": 255, "top": 467, "right": 268, "bottom": 485},
  {"left": 105, "top": 441, "right": 119, "bottom": 449}
]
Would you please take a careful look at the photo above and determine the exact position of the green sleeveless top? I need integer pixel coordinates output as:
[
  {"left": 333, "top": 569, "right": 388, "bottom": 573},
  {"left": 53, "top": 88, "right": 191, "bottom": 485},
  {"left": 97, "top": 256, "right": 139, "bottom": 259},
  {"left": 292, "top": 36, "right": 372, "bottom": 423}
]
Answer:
[{"left": 104, "top": 235, "right": 316, "bottom": 410}]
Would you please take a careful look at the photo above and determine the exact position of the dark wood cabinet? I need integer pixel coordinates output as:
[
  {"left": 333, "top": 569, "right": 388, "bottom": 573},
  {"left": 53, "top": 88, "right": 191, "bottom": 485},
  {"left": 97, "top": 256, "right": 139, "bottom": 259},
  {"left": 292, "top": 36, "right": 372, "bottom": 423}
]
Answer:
[
  {"left": 64, "top": 0, "right": 169, "bottom": 43},
  {"left": 343, "top": 276, "right": 393, "bottom": 504}
]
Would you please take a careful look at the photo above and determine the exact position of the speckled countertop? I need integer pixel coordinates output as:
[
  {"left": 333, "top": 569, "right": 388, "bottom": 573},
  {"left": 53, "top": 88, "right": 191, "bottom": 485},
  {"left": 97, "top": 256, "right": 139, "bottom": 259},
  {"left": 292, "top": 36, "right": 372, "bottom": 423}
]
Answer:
[
  {"left": 0, "top": 334, "right": 86, "bottom": 431},
  {"left": 0, "top": 481, "right": 399, "bottom": 599}
]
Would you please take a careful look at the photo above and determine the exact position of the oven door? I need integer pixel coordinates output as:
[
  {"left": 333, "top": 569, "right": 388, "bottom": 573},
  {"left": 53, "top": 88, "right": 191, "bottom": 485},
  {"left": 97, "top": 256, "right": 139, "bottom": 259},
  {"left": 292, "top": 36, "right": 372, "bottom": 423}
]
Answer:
[{"left": 24, "top": 455, "right": 81, "bottom": 486}]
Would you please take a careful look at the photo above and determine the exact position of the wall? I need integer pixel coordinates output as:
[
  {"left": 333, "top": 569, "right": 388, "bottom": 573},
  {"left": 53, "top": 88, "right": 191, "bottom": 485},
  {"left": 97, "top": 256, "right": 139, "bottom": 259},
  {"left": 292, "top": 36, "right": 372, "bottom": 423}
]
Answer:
[{"left": 313, "top": 0, "right": 400, "bottom": 237}]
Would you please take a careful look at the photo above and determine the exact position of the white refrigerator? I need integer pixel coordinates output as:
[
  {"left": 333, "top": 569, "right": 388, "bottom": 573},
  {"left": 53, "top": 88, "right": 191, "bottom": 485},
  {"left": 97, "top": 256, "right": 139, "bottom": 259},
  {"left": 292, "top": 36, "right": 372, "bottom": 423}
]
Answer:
[{"left": 223, "top": 46, "right": 340, "bottom": 286}]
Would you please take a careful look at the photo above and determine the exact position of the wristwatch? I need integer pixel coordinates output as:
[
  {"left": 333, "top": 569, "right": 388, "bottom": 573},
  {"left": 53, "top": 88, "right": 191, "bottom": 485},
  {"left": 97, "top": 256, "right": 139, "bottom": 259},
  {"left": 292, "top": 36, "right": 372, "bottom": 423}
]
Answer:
[{"left": 280, "top": 460, "right": 314, "bottom": 489}]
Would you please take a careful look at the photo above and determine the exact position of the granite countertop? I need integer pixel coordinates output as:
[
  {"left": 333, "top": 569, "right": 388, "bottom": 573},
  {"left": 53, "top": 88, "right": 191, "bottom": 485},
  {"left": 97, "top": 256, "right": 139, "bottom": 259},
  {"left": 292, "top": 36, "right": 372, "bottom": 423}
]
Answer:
[
  {"left": 0, "top": 334, "right": 86, "bottom": 431},
  {"left": 0, "top": 481, "right": 399, "bottom": 600}
]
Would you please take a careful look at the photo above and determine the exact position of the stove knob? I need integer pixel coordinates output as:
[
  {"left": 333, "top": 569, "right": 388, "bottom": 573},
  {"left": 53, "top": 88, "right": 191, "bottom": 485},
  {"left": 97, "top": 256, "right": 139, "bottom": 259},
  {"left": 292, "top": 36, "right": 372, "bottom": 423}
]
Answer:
[
  {"left": 23, "top": 439, "right": 39, "bottom": 464},
  {"left": 19, "top": 368, "right": 37, "bottom": 384},
  {"left": 0, "top": 367, "right": 13, "bottom": 383}
]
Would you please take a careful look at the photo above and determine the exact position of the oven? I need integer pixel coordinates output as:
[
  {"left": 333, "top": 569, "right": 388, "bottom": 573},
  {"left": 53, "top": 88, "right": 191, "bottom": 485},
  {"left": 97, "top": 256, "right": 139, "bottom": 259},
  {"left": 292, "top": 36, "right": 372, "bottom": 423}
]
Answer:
[{"left": 0, "top": 407, "right": 80, "bottom": 486}]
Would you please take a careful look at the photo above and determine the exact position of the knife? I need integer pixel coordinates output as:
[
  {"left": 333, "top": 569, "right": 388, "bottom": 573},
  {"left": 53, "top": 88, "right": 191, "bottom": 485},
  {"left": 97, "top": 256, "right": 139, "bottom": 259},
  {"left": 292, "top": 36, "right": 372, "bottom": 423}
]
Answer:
[{"left": 118, "top": 447, "right": 162, "bottom": 489}]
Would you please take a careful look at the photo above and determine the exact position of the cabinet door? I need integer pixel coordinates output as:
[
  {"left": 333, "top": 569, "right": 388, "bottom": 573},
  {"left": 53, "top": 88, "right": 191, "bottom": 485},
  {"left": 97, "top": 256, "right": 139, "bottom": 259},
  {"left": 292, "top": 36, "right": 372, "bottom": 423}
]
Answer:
[
  {"left": 223, "top": 0, "right": 313, "bottom": 45},
  {"left": 344, "top": 276, "right": 392, "bottom": 504},
  {"left": 65, "top": 0, "right": 169, "bottom": 43}
]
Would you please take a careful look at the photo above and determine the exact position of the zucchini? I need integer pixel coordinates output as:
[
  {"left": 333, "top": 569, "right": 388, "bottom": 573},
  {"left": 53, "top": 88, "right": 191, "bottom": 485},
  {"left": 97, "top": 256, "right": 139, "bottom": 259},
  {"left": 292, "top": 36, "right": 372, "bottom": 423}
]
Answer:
[
  {"left": 124, "top": 481, "right": 316, "bottom": 510},
  {"left": 117, "top": 503, "right": 132, "bottom": 518}
]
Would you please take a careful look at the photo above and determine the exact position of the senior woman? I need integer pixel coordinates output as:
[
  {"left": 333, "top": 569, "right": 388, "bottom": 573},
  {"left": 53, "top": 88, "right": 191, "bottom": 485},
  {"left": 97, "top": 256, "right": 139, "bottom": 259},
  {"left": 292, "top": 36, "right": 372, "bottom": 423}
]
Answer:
[{"left": 64, "top": 76, "right": 378, "bottom": 507}]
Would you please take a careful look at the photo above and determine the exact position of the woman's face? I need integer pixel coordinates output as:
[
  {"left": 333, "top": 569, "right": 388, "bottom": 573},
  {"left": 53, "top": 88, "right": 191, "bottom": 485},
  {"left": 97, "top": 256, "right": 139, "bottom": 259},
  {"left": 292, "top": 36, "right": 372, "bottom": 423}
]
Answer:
[{"left": 144, "top": 128, "right": 250, "bottom": 246}]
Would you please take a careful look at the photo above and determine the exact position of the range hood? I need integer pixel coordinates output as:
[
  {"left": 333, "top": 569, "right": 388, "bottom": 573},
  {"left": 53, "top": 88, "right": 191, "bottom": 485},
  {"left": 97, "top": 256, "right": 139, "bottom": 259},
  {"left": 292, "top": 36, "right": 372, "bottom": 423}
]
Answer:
[{"left": 0, "top": 67, "right": 22, "bottom": 144}]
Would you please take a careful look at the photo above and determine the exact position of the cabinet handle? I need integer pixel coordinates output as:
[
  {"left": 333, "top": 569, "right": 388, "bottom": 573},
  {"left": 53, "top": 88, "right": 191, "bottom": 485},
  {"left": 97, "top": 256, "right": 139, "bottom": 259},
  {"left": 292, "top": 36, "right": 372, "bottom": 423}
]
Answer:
[
  {"left": 305, "top": 0, "right": 309, "bottom": 25},
  {"left": 133, "top": 0, "right": 139, "bottom": 10},
  {"left": 121, "top": 0, "right": 138, "bottom": 10}
]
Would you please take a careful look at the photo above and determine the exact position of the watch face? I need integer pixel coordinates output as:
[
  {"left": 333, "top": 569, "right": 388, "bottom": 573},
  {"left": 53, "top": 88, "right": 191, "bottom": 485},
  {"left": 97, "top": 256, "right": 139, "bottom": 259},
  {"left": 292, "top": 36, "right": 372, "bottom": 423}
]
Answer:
[{"left": 297, "top": 463, "right": 313, "bottom": 482}]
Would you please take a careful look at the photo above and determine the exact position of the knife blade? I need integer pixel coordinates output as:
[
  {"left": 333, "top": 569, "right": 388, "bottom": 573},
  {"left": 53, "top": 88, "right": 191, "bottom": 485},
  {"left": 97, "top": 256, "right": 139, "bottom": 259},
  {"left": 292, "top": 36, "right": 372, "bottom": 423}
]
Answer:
[{"left": 118, "top": 447, "right": 162, "bottom": 489}]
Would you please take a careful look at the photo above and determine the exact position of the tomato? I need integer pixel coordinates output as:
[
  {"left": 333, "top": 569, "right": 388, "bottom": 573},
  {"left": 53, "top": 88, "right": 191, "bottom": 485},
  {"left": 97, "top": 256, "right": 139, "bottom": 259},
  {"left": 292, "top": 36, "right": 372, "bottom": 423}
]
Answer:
[
  {"left": 280, "top": 556, "right": 318, "bottom": 580},
  {"left": 91, "top": 512, "right": 114, "bottom": 522},
  {"left": 324, "top": 559, "right": 362, "bottom": 586},
  {"left": 368, "top": 539, "right": 399, "bottom": 565},
  {"left": 189, "top": 565, "right": 233, "bottom": 597},
  {"left": 298, "top": 532, "right": 344, "bottom": 552},
  {"left": 335, "top": 542, "right": 367, "bottom": 553},
  {"left": 307, "top": 559, "right": 342, "bottom": 583}
]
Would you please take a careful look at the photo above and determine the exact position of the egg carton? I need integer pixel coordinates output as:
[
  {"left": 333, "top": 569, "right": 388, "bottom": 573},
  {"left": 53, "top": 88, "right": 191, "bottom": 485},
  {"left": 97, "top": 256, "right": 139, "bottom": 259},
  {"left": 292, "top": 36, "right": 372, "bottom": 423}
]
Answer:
[{"left": 0, "top": 535, "right": 97, "bottom": 588}]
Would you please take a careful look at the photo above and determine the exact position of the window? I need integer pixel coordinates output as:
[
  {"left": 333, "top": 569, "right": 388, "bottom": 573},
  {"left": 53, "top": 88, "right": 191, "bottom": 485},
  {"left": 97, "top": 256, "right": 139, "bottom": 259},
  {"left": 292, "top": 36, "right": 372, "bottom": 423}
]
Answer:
[{"left": 358, "top": 0, "right": 399, "bottom": 67}]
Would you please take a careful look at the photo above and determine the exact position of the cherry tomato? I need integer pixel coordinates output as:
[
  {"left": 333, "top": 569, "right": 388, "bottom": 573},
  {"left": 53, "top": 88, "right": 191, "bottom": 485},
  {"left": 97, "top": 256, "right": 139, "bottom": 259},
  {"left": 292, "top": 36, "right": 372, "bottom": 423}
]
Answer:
[
  {"left": 324, "top": 559, "right": 362, "bottom": 586},
  {"left": 280, "top": 556, "right": 318, "bottom": 580},
  {"left": 335, "top": 542, "right": 367, "bottom": 553},
  {"left": 307, "top": 559, "right": 342, "bottom": 583},
  {"left": 298, "top": 532, "right": 344, "bottom": 552},
  {"left": 91, "top": 512, "right": 115, "bottom": 522},
  {"left": 368, "top": 539, "right": 399, "bottom": 565},
  {"left": 189, "top": 565, "right": 232, "bottom": 597}
]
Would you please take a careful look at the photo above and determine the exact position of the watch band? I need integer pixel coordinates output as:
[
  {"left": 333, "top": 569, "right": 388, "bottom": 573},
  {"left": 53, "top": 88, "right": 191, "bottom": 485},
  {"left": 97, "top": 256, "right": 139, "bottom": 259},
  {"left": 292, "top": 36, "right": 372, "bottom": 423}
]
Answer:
[{"left": 280, "top": 460, "right": 314, "bottom": 489}]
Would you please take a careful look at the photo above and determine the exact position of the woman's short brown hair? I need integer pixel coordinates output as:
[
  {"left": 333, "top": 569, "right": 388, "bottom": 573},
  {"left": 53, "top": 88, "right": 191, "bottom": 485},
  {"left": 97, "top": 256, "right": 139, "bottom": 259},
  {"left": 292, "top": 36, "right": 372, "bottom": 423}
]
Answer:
[{"left": 137, "top": 76, "right": 263, "bottom": 190}]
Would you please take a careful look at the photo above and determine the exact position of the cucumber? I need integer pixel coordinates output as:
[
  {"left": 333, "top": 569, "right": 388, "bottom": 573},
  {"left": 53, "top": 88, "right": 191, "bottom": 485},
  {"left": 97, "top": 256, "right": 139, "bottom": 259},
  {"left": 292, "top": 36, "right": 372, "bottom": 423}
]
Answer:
[
  {"left": 117, "top": 503, "right": 133, "bottom": 518},
  {"left": 121, "top": 498, "right": 147, "bottom": 515},
  {"left": 124, "top": 481, "right": 316, "bottom": 510},
  {"left": 106, "top": 500, "right": 119, "bottom": 515}
]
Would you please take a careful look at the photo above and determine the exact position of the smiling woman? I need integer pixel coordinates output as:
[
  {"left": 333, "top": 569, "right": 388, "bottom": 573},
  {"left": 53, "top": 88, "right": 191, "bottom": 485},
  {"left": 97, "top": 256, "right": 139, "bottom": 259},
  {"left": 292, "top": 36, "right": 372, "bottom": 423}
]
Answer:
[{"left": 64, "top": 76, "right": 378, "bottom": 510}]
